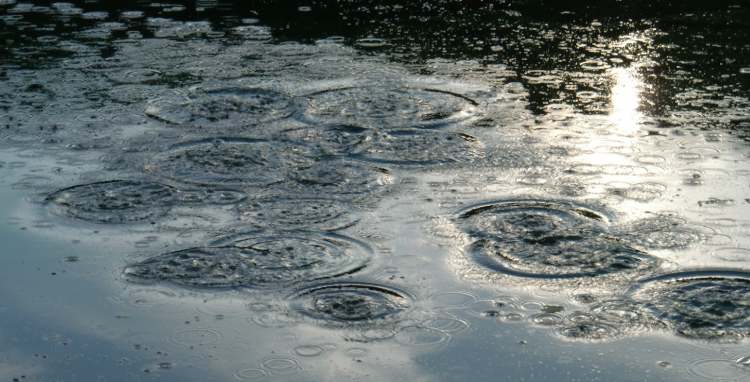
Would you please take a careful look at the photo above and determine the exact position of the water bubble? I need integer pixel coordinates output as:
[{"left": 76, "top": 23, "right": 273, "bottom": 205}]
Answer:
[
  {"left": 145, "top": 138, "right": 313, "bottom": 187},
  {"left": 125, "top": 232, "right": 372, "bottom": 289},
  {"left": 657, "top": 360, "right": 672, "bottom": 368},
  {"left": 300, "top": 84, "right": 478, "bottom": 128},
  {"left": 468, "top": 299, "right": 518, "bottom": 318},
  {"left": 629, "top": 270, "right": 750, "bottom": 342},
  {"left": 288, "top": 282, "right": 412, "bottom": 327},
  {"left": 46, "top": 180, "right": 177, "bottom": 224},
  {"left": 679, "top": 169, "right": 712, "bottom": 186}
]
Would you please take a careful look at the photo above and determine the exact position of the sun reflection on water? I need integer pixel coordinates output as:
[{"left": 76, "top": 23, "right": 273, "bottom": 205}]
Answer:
[{"left": 609, "top": 66, "right": 642, "bottom": 135}]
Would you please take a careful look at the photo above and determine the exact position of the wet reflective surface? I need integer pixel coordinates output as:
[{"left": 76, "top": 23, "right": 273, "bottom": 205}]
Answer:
[{"left": 2, "top": 1, "right": 750, "bottom": 381}]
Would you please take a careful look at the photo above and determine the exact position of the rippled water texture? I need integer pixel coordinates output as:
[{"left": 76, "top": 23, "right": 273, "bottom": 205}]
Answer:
[
  {"left": 125, "top": 232, "right": 372, "bottom": 289},
  {"left": 288, "top": 282, "right": 413, "bottom": 326},
  {"left": 630, "top": 271, "right": 750, "bottom": 342},
  {"left": 2, "top": 1, "right": 750, "bottom": 381},
  {"left": 457, "top": 200, "right": 659, "bottom": 279}
]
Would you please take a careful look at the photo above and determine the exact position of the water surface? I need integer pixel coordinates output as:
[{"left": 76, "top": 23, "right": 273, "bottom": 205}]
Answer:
[{"left": 1, "top": 1, "right": 750, "bottom": 381}]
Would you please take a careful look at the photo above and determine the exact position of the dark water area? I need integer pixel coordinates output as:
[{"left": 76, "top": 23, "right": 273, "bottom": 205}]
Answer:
[{"left": 1, "top": 1, "right": 750, "bottom": 381}]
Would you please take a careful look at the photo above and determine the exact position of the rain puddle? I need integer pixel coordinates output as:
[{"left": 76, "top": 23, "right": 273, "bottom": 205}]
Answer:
[{"left": 1, "top": 1, "right": 750, "bottom": 381}]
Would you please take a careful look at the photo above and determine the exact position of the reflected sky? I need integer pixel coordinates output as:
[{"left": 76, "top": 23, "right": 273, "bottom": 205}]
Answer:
[{"left": 2, "top": 1, "right": 750, "bottom": 381}]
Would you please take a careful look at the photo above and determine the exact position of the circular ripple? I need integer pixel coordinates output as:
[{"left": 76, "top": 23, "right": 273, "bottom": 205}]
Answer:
[
  {"left": 689, "top": 359, "right": 748, "bottom": 381},
  {"left": 46, "top": 180, "right": 177, "bottom": 224},
  {"left": 629, "top": 270, "right": 750, "bottom": 342},
  {"left": 285, "top": 160, "right": 393, "bottom": 199},
  {"left": 108, "top": 84, "right": 167, "bottom": 104},
  {"left": 619, "top": 215, "right": 709, "bottom": 250},
  {"left": 170, "top": 328, "right": 222, "bottom": 347},
  {"left": 430, "top": 292, "right": 477, "bottom": 309},
  {"left": 145, "top": 138, "right": 313, "bottom": 187},
  {"left": 458, "top": 199, "right": 656, "bottom": 279},
  {"left": 458, "top": 199, "right": 610, "bottom": 240},
  {"left": 145, "top": 86, "right": 295, "bottom": 129},
  {"left": 558, "top": 320, "right": 621, "bottom": 341},
  {"left": 288, "top": 282, "right": 412, "bottom": 327},
  {"left": 238, "top": 197, "right": 357, "bottom": 231},
  {"left": 277, "top": 124, "right": 369, "bottom": 156},
  {"left": 294, "top": 345, "right": 324, "bottom": 357},
  {"left": 124, "top": 233, "right": 372, "bottom": 289},
  {"left": 354, "top": 129, "right": 484, "bottom": 166},
  {"left": 301, "top": 85, "right": 478, "bottom": 128},
  {"left": 467, "top": 236, "right": 657, "bottom": 279},
  {"left": 178, "top": 188, "right": 247, "bottom": 205},
  {"left": 394, "top": 326, "right": 451, "bottom": 347},
  {"left": 234, "top": 368, "right": 267, "bottom": 381},
  {"left": 261, "top": 357, "right": 300, "bottom": 376},
  {"left": 422, "top": 317, "right": 470, "bottom": 333},
  {"left": 589, "top": 299, "right": 654, "bottom": 331},
  {"left": 105, "top": 68, "right": 161, "bottom": 84},
  {"left": 530, "top": 313, "right": 563, "bottom": 326}
]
